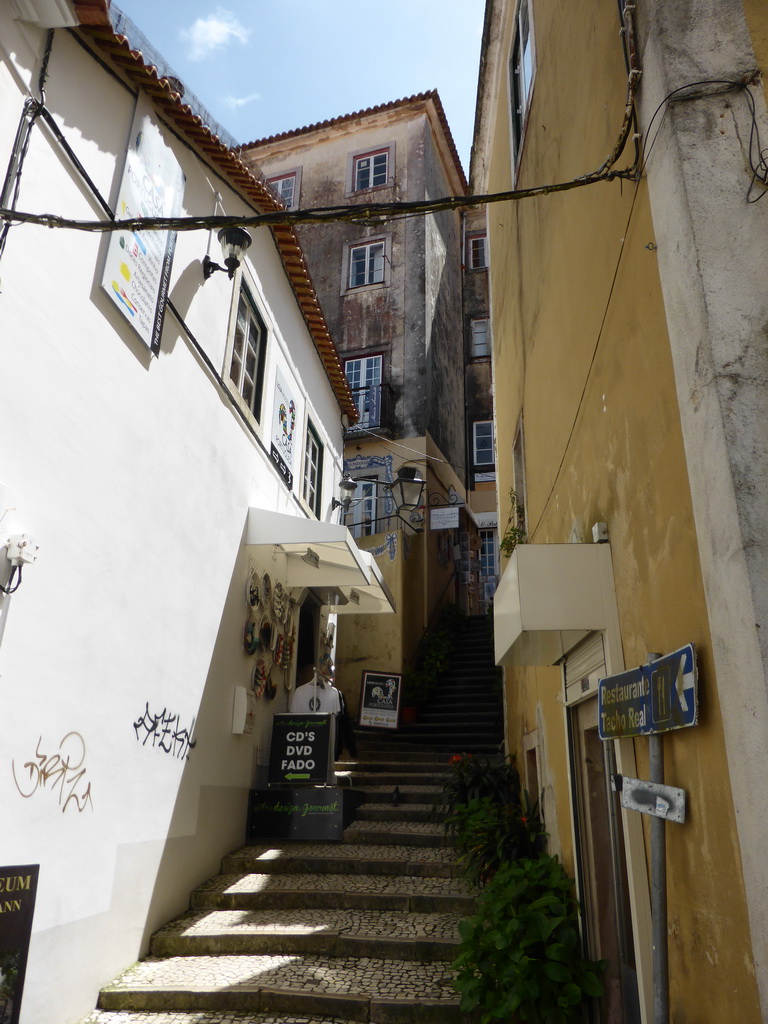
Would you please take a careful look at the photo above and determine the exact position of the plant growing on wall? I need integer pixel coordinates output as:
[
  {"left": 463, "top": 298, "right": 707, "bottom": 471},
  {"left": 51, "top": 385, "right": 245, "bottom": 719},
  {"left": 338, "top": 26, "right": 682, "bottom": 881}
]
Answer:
[
  {"left": 403, "top": 603, "right": 465, "bottom": 706},
  {"left": 452, "top": 855, "right": 605, "bottom": 1024},
  {"left": 500, "top": 487, "right": 527, "bottom": 557}
]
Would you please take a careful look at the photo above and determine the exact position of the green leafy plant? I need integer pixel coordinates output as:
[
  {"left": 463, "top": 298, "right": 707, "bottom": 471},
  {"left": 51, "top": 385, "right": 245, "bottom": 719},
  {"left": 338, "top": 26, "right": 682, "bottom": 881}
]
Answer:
[
  {"left": 452, "top": 855, "right": 605, "bottom": 1024},
  {"left": 500, "top": 487, "right": 527, "bottom": 557},
  {"left": 447, "top": 793, "right": 545, "bottom": 886},
  {"left": 439, "top": 752, "right": 522, "bottom": 817}
]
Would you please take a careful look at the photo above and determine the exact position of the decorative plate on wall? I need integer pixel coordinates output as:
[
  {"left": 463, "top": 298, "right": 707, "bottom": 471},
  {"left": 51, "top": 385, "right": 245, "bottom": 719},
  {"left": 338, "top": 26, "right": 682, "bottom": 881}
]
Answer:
[
  {"left": 246, "top": 568, "right": 260, "bottom": 610},
  {"left": 272, "top": 580, "right": 286, "bottom": 622},
  {"left": 252, "top": 658, "right": 268, "bottom": 697},
  {"left": 243, "top": 619, "right": 259, "bottom": 656}
]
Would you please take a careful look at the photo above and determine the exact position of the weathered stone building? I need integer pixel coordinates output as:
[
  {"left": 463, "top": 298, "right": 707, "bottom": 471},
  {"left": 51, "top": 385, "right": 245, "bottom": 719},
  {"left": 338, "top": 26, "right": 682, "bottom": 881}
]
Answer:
[{"left": 243, "top": 93, "right": 498, "bottom": 700}]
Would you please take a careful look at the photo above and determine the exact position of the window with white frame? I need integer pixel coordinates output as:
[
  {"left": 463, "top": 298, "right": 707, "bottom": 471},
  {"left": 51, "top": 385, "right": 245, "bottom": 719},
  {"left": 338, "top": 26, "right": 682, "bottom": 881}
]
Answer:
[
  {"left": 302, "top": 420, "right": 324, "bottom": 517},
  {"left": 509, "top": 0, "right": 535, "bottom": 163},
  {"left": 353, "top": 149, "right": 390, "bottom": 191},
  {"left": 348, "top": 239, "right": 386, "bottom": 288},
  {"left": 345, "top": 354, "right": 383, "bottom": 427},
  {"left": 473, "top": 420, "right": 495, "bottom": 466},
  {"left": 267, "top": 172, "right": 299, "bottom": 210},
  {"left": 344, "top": 472, "right": 387, "bottom": 538},
  {"left": 228, "top": 286, "right": 267, "bottom": 422},
  {"left": 479, "top": 528, "right": 498, "bottom": 581},
  {"left": 467, "top": 233, "right": 488, "bottom": 270},
  {"left": 471, "top": 318, "right": 491, "bottom": 357}
]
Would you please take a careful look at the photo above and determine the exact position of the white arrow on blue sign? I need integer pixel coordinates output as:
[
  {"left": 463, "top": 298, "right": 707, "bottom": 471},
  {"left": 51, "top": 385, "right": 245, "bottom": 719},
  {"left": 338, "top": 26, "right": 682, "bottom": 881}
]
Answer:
[{"left": 598, "top": 643, "right": 698, "bottom": 740}]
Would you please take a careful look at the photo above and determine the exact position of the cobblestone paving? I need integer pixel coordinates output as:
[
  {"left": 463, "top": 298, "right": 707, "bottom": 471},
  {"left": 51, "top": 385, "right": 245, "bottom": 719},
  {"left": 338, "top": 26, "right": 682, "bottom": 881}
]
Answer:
[
  {"left": 344, "top": 820, "right": 444, "bottom": 836},
  {"left": 225, "top": 842, "right": 456, "bottom": 863},
  {"left": 156, "top": 908, "right": 462, "bottom": 939},
  {"left": 84, "top": 1013, "right": 363, "bottom": 1023},
  {"left": 196, "top": 873, "right": 474, "bottom": 897},
  {"left": 108, "top": 955, "right": 457, "bottom": 999}
]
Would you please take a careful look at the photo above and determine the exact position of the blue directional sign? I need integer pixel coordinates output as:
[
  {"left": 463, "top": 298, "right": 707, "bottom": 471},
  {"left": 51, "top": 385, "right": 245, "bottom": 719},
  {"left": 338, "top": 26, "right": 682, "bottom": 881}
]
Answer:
[{"left": 598, "top": 643, "right": 697, "bottom": 740}]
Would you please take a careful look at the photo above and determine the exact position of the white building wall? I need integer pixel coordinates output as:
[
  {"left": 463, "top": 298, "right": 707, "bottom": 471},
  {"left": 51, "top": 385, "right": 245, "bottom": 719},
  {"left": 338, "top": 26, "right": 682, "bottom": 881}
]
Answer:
[{"left": 0, "top": 16, "right": 344, "bottom": 1024}]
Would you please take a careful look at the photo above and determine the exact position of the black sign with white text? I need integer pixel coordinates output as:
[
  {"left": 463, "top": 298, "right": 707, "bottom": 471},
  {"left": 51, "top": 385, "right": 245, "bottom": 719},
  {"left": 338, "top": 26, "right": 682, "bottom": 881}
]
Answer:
[
  {"left": 267, "top": 713, "right": 332, "bottom": 786},
  {"left": 0, "top": 864, "right": 39, "bottom": 1024}
]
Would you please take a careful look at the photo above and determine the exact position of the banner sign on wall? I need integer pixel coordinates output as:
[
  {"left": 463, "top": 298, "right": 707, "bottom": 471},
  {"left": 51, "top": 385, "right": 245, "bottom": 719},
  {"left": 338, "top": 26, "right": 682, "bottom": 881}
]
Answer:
[
  {"left": 101, "top": 96, "right": 185, "bottom": 355},
  {"left": 359, "top": 671, "right": 402, "bottom": 729},
  {"left": 0, "top": 864, "right": 39, "bottom": 1024},
  {"left": 270, "top": 366, "right": 301, "bottom": 489}
]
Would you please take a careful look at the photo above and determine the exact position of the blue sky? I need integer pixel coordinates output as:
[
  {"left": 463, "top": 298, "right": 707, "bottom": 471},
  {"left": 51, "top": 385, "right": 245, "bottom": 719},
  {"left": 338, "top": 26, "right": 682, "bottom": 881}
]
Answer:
[{"left": 113, "top": 1, "right": 486, "bottom": 174}]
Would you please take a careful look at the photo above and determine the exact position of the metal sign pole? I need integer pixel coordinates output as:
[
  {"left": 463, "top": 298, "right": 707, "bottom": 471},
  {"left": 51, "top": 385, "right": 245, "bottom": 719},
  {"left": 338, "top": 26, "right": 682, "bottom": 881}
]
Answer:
[
  {"left": 647, "top": 654, "right": 669, "bottom": 1024},
  {"left": 649, "top": 732, "right": 669, "bottom": 1024}
]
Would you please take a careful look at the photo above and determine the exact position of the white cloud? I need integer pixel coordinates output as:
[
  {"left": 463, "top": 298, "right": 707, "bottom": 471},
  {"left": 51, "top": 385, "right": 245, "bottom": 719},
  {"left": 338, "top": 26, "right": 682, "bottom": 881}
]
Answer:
[
  {"left": 181, "top": 9, "right": 250, "bottom": 61},
  {"left": 224, "top": 92, "right": 261, "bottom": 109}
]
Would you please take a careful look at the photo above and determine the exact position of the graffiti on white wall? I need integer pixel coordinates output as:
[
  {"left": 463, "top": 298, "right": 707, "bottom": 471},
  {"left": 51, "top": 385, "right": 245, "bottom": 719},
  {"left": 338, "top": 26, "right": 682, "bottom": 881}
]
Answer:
[
  {"left": 11, "top": 732, "right": 94, "bottom": 813},
  {"left": 133, "top": 703, "right": 196, "bottom": 759}
]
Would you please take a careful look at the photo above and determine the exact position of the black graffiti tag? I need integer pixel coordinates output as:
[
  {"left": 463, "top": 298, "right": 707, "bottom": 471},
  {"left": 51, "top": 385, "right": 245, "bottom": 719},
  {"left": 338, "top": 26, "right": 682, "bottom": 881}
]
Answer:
[
  {"left": 11, "top": 731, "right": 94, "bottom": 813},
  {"left": 133, "top": 703, "right": 196, "bottom": 759}
]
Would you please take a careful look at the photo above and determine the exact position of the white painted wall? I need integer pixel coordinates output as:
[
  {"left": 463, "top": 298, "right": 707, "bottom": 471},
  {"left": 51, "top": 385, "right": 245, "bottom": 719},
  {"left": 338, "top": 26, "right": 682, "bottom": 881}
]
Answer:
[{"left": 0, "top": 16, "right": 344, "bottom": 1024}]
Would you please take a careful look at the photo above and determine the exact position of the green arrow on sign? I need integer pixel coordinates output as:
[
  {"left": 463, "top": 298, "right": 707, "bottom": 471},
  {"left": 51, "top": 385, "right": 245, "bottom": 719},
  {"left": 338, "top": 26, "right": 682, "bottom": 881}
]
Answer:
[{"left": 285, "top": 773, "right": 310, "bottom": 780}]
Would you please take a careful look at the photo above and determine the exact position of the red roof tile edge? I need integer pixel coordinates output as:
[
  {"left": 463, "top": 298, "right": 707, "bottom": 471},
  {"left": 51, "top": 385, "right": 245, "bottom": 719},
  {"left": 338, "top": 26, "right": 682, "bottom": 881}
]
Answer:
[{"left": 74, "top": 11, "right": 357, "bottom": 420}]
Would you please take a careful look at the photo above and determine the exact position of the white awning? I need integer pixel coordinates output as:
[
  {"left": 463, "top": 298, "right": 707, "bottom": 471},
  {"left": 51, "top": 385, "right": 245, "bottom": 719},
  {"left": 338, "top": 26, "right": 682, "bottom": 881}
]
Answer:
[
  {"left": 494, "top": 543, "right": 617, "bottom": 666},
  {"left": 245, "top": 508, "right": 396, "bottom": 613},
  {"left": 327, "top": 550, "right": 396, "bottom": 615}
]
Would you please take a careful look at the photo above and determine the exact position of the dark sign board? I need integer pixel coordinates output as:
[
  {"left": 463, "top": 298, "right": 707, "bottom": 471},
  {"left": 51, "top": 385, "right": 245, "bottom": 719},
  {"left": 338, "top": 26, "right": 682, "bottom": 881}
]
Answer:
[
  {"left": 598, "top": 643, "right": 697, "bottom": 740},
  {"left": 247, "top": 787, "right": 364, "bottom": 841},
  {"left": 359, "top": 671, "right": 402, "bottom": 730},
  {"left": 267, "top": 713, "right": 332, "bottom": 786},
  {"left": 0, "top": 864, "right": 39, "bottom": 1024}
]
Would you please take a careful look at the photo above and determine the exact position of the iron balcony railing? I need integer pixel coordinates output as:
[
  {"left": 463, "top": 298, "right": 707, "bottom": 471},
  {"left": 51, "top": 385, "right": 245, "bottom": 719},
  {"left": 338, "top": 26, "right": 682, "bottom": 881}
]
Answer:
[{"left": 345, "top": 383, "right": 395, "bottom": 433}]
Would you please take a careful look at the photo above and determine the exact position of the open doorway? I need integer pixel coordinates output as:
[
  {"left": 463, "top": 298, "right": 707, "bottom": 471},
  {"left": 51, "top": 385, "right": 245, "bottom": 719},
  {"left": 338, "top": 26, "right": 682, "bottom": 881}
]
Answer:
[{"left": 566, "top": 639, "right": 640, "bottom": 1024}]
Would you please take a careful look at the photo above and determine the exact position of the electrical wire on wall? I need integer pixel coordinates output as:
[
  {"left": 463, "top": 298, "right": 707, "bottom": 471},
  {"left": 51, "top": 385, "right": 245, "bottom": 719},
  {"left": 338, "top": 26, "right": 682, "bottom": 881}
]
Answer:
[{"left": 0, "top": 30, "right": 53, "bottom": 261}]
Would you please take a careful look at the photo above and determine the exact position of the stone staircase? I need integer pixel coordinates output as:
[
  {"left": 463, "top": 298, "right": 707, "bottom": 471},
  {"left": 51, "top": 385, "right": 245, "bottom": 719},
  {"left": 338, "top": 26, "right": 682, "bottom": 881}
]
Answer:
[
  {"left": 81, "top": 616, "right": 502, "bottom": 1024},
  {"left": 82, "top": 740, "right": 478, "bottom": 1024},
  {"left": 397, "top": 613, "right": 503, "bottom": 754}
]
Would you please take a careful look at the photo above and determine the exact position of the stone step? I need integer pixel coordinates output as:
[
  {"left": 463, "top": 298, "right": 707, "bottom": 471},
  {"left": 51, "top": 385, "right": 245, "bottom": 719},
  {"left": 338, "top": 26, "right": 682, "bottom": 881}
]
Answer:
[
  {"left": 83, "top": 1013, "right": 372, "bottom": 1024},
  {"left": 97, "top": 953, "right": 463, "bottom": 1023},
  {"left": 341, "top": 771, "right": 446, "bottom": 787},
  {"left": 418, "top": 710, "right": 499, "bottom": 723},
  {"left": 221, "top": 843, "right": 462, "bottom": 878},
  {"left": 191, "top": 872, "right": 476, "bottom": 915},
  {"left": 337, "top": 759, "right": 448, "bottom": 774},
  {"left": 356, "top": 802, "right": 437, "bottom": 822},
  {"left": 395, "top": 729, "right": 502, "bottom": 746},
  {"left": 343, "top": 821, "right": 449, "bottom": 848},
  {"left": 149, "top": 907, "right": 461, "bottom": 961},
  {"left": 350, "top": 784, "right": 441, "bottom": 805}
]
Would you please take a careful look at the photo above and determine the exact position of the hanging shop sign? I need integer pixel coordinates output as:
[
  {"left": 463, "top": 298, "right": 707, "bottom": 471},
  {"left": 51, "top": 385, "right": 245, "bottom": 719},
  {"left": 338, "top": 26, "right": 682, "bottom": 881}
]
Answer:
[
  {"left": 0, "top": 864, "right": 39, "bottom": 1024},
  {"left": 598, "top": 643, "right": 698, "bottom": 740},
  {"left": 270, "top": 366, "right": 302, "bottom": 489},
  {"left": 430, "top": 506, "right": 461, "bottom": 530},
  {"left": 359, "top": 671, "right": 402, "bottom": 729},
  {"left": 267, "top": 713, "right": 332, "bottom": 786},
  {"left": 101, "top": 95, "right": 185, "bottom": 355}
]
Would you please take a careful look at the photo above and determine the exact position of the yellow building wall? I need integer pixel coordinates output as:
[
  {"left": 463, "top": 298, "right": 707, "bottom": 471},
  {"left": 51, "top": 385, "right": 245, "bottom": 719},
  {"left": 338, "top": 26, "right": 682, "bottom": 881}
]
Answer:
[{"left": 485, "top": 0, "right": 760, "bottom": 1019}]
